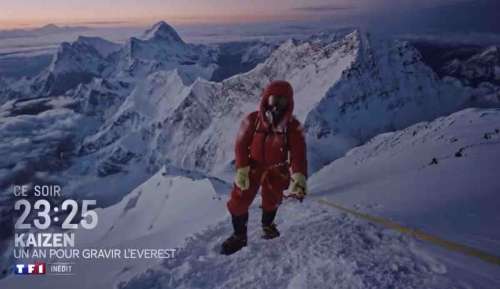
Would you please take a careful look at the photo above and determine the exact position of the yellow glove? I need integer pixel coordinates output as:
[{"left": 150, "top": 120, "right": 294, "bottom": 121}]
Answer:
[
  {"left": 290, "top": 173, "right": 307, "bottom": 200},
  {"left": 234, "top": 166, "right": 250, "bottom": 191}
]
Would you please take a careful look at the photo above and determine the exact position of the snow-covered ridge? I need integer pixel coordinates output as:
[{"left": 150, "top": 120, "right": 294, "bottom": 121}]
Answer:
[
  {"left": 76, "top": 36, "right": 121, "bottom": 57},
  {"left": 49, "top": 37, "right": 113, "bottom": 76},
  {"left": 303, "top": 33, "right": 500, "bottom": 170},
  {"left": 8, "top": 35, "right": 121, "bottom": 97}
]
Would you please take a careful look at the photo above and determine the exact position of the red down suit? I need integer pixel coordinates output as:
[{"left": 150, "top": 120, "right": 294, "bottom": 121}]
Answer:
[{"left": 227, "top": 80, "right": 307, "bottom": 216}]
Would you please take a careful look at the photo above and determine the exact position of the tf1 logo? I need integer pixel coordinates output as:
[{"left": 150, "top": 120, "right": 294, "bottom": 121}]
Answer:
[{"left": 14, "top": 262, "right": 46, "bottom": 275}]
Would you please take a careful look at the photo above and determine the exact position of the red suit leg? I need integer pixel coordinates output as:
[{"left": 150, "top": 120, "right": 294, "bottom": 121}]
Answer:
[
  {"left": 227, "top": 166, "right": 263, "bottom": 216},
  {"left": 261, "top": 177, "right": 284, "bottom": 212}
]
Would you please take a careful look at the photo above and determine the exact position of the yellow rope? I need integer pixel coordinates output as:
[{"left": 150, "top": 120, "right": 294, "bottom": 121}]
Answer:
[{"left": 314, "top": 198, "right": 500, "bottom": 266}]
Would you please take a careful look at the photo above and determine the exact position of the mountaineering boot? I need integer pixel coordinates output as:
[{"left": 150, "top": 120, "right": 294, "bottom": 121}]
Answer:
[
  {"left": 261, "top": 209, "right": 280, "bottom": 239},
  {"left": 221, "top": 213, "right": 248, "bottom": 255}
]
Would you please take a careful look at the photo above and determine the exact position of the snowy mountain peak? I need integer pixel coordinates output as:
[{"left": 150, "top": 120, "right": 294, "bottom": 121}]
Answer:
[
  {"left": 117, "top": 21, "right": 216, "bottom": 83},
  {"left": 442, "top": 45, "right": 500, "bottom": 86},
  {"left": 472, "top": 45, "right": 499, "bottom": 62},
  {"left": 50, "top": 38, "right": 105, "bottom": 75},
  {"left": 36, "top": 36, "right": 118, "bottom": 96},
  {"left": 75, "top": 36, "right": 120, "bottom": 57},
  {"left": 39, "top": 23, "right": 59, "bottom": 31},
  {"left": 141, "top": 21, "right": 184, "bottom": 44}
]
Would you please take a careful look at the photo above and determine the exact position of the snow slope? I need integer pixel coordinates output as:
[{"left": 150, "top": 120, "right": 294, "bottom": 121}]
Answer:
[
  {"left": 0, "top": 167, "right": 228, "bottom": 289},
  {"left": 309, "top": 107, "right": 500, "bottom": 286},
  {"left": 75, "top": 166, "right": 229, "bottom": 247},
  {"left": 120, "top": 200, "right": 461, "bottom": 289}
]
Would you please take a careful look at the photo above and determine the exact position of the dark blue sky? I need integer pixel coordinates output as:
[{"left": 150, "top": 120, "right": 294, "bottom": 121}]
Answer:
[{"left": 304, "top": 0, "right": 499, "bottom": 34}]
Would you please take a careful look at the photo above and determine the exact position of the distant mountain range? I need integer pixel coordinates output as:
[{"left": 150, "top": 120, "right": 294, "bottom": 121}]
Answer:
[
  {"left": 414, "top": 41, "right": 500, "bottom": 87},
  {"left": 0, "top": 24, "right": 89, "bottom": 39}
]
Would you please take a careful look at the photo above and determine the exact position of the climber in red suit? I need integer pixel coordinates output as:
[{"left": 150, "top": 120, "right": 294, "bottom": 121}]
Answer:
[{"left": 221, "top": 80, "right": 308, "bottom": 255}]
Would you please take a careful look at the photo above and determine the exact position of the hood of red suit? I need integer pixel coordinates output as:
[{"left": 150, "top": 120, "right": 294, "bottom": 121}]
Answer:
[{"left": 259, "top": 80, "right": 294, "bottom": 129}]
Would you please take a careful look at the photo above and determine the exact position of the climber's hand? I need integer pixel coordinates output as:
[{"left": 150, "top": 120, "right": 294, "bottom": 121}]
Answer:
[
  {"left": 234, "top": 166, "right": 250, "bottom": 191},
  {"left": 290, "top": 173, "right": 307, "bottom": 202}
]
